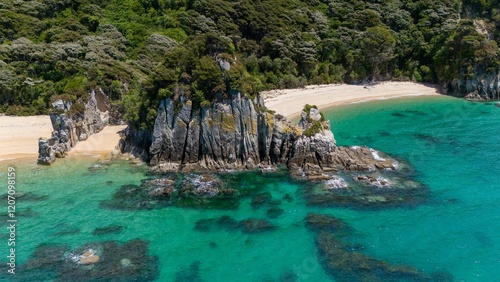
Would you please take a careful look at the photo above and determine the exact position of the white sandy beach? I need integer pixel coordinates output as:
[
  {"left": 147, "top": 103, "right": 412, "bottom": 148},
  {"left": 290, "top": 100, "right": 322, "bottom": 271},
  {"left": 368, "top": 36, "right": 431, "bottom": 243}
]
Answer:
[
  {"left": 261, "top": 82, "right": 442, "bottom": 118},
  {"left": 0, "top": 82, "right": 442, "bottom": 161},
  {"left": 0, "top": 114, "right": 126, "bottom": 161},
  {"left": 69, "top": 125, "right": 126, "bottom": 156},
  {"left": 0, "top": 115, "right": 53, "bottom": 161}
]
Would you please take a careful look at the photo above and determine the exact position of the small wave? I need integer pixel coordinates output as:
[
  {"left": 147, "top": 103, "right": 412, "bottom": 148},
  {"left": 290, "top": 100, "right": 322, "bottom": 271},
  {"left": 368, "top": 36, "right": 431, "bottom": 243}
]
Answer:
[
  {"left": 325, "top": 176, "right": 348, "bottom": 189},
  {"left": 370, "top": 149, "right": 386, "bottom": 161}
]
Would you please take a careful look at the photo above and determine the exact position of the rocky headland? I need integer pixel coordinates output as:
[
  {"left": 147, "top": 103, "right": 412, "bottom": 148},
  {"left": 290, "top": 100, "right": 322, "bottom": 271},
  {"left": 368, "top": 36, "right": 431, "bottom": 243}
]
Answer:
[
  {"left": 37, "top": 89, "right": 111, "bottom": 164},
  {"left": 443, "top": 72, "right": 500, "bottom": 101},
  {"left": 113, "top": 92, "right": 429, "bottom": 209}
]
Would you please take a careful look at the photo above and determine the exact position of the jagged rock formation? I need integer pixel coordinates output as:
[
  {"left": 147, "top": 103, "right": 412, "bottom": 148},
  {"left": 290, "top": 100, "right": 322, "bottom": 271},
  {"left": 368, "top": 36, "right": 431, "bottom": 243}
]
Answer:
[
  {"left": 37, "top": 90, "right": 110, "bottom": 164},
  {"left": 122, "top": 92, "right": 397, "bottom": 178},
  {"left": 443, "top": 72, "right": 500, "bottom": 100}
]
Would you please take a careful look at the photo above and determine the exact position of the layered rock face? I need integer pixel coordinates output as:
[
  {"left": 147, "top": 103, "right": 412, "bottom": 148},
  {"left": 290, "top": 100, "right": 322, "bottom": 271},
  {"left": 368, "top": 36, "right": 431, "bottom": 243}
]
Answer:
[
  {"left": 124, "top": 92, "right": 395, "bottom": 177},
  {"left": 444, "top": 72, "right": 500, "bottom": 100},
  {"left": 37, "top": 90, "right": 110, "bottom": 164}
]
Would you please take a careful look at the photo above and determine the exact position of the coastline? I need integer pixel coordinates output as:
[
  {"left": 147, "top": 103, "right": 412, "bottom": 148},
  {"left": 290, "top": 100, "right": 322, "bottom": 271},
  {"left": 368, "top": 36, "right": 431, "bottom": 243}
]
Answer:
[
  {"left": 1, "top": 82, "right": 444, "bottom": 162},
  {"left": 261, "top": 82, "right": 443, "bottom": 118},
  {"left": 0, "top": 115, "right": 52, "bottom": 162},
  {"left": 68, "top": 125, "right": 127, "bottom": 157},
  {"left": 0, "top": 113, "right": 126, "bottom": 162}
]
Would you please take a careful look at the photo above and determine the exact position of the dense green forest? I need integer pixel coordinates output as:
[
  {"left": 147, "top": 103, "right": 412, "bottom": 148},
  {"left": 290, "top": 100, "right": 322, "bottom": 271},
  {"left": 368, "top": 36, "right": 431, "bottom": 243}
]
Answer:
[{"left": 0, "top": 0, "right": 499, "bottom": 128}]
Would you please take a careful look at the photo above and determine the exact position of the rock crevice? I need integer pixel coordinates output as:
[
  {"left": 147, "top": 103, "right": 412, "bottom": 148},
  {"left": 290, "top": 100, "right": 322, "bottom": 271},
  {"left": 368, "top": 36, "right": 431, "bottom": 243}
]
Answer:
[
  {"left": 122, "top": 92, "right": 395, "bottom": 178},
  {"left": 37, "top": 90, "right": 110, "bottom": 164}
]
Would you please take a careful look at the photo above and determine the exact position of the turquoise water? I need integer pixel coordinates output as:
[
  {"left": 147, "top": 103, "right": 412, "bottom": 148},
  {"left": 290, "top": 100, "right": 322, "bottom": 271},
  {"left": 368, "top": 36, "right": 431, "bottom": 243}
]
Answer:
[{"left": 0, "top": 95, "right": 499, "bottom": 281}]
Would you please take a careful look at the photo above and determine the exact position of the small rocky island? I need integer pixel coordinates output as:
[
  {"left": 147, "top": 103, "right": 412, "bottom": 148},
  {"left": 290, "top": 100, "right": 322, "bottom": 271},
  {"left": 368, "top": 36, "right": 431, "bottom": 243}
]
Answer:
[
  {"left": 101, "top": 92, "right": 426, "bottom": 209},
  {"left": 38, "top": 88, "right": 428, "bottom": 208}
]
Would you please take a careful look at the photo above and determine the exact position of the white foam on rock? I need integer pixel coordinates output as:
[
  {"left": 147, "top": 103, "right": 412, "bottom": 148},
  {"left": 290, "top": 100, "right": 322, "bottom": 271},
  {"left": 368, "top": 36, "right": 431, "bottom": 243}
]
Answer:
[
  {"left": 325, "top": 176, "right": 348, "bottom": 189},
  {"left": 369, "top": 149, "right": 386, "bottom": 161}
]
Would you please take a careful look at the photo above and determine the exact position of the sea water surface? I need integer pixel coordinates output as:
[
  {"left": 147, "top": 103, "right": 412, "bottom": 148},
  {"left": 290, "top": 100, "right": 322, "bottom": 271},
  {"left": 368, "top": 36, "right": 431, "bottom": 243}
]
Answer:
[{"left": 1, "top": 95, "right": 499, "bottom": 281}]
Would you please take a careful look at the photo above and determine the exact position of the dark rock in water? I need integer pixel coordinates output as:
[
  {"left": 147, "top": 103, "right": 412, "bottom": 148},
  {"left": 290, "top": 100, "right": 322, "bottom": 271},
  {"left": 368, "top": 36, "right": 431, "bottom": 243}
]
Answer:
[
  {"left": 316, "top": 232, "right": 432, "bottom": 282},
  {"left": 266, "top": 207, "right": 285, "bottom": 219},
  {"left": 101, "top": 173, "right": 242, "bottom": 211},
  {"left": 251, "top": 192, "right": 273, "bottom": 208},
  {"left": 305, "top": 214, "right": 352, "bottom": 235},
  {"left": 391, "top": 112, "right": 406, "bottom": 117},
  {"left": 209, "top": 242, "right": 218, "bottom": 249},
  {"left": 414, "top": 133, "right": 440, "bottom": 144},
  {"left": 194, "top": 216, "right": 276, "bottom": 234},
  {"left": 241, "top": 219, "right": 277, "bottom": 234},
  {"left": 24, "top": 244, "right": 68, "bottom": 272},
  {"left": 0, "top": 192, "right": 48, "bottom": 202},
  {"left": 251, "top": 192, "right": 281, "bottom": 209},
  {"left": 92, "top": 224, "right": 124, "bottom": 236},
  {"left": 146, "top": 177, "right": 176, "bottom": 199},
  {"left": 53, "top": 228, "right": 81, "bottom": 237},
  {"left": 281, "top": 270, "right": 298, "bottom": 282},
  {"left": 194, "top": 216, "right": 241, "bottom": 232},
  {"left": 379, "top": 131, "right": 391, "bottom": 136},
  {"left": 217, "top": 215, "right": 242, "bottom": 231},
  {"left": 282, "top": 193, "right": 293, "bottom": 202},
  {"left": 106, "top": 180, "right": 114, "bottom": 185},
  {"left": 304, "top": 216, "right": 453, "bottom": 282},
  {"left": 0, "top": 208, "right": 39, "bottom": 223},
  {"left": 175, "top": 261, "right": 203, "bottom": 282},
  {"left": 473, "top": 231, "right": 494, "bottom": 247},
  {"left": 355, "top": 174, "right": 392, "bottom": 188},
  {"left": 180, "top": 174, "right": 224, "bottom": 198},
  {"left": 118, "top": 93, "right": 431, "bottom": 210},
  {"left": 194, "top": 218, "right": 214, "bottom": 232},
  {"left": 57, "top": 239, "right": 158, "bottom": 281},
  {"left": 305, "top": 169, "right": 430, "bottom": 210},
  {"left": 430, "top": 271, "right": 455, "bottom": 281},
  {"left": 406, "top": 110, "right": 428, "bottom": 116}
]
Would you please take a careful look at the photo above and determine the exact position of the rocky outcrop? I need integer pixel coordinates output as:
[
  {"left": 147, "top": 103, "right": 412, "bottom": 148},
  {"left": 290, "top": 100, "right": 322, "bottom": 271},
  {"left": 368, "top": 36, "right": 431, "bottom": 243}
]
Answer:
[
  {"left": 122, "top": 92, "right": 401, "bottom": 179},
  {"left": 443, "top": 72, "right": 500, "bottom": 100},
  {"left": 37, "top": 89, "right": 110, "bottom": 164}
]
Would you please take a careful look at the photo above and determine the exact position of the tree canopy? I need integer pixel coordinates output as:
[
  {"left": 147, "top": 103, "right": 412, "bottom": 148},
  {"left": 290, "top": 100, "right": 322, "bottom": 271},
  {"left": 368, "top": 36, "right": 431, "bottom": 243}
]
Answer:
[{"left": 0, "top": 0, "right": 498, "bottom": 128}]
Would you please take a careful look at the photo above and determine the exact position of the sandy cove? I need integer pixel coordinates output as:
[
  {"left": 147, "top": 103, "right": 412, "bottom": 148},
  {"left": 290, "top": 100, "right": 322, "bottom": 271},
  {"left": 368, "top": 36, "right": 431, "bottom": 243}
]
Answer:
[
  {"left": 1, "top": 82, "right": 442, "bottom": 161},
  {"left": 0, "top": 114, "right": 126, "bottom": 162},
  {"left": 261, "top": 82, "right": 442, "bottom": 118},
  {"left": 0, "top": 115, "right": 53, "bottom": 161},
  {"left": 68, "top": 125, "right": 126, "bottom": 156}
]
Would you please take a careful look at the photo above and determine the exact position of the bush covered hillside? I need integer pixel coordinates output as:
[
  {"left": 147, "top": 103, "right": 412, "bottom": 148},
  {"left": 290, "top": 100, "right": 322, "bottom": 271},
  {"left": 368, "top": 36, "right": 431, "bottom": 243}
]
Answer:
[{"left": 1, "top": 0, "right": 499, "bottom": 127}]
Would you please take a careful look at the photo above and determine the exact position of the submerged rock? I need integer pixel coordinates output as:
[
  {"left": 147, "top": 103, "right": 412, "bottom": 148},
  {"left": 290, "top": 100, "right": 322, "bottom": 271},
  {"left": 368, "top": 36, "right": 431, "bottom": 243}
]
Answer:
[
  {"left": 119, "top": 93, "right": 431, "bottom": 209},
  {"left": 180, "top": 174, "right": 223, "bottom": 198},
  {"left": 305, "top": 213, "right": 352, "bottom": 235},
  {"left": 92, "top": 224, "right": 124, "bottom": 236},
  {"left": 0, "top": 192, "right": 48, "bottom": 201},
  {"left": 8, "top": 239, "right": 158, "bottom": 281},
  {"left": 251, "top": 192, "right": 281, "bottom": 209},
  {"left": 304, "top": 215, "right": 453, "bottom": 282},
  {"left": 175, "top": 261, "right": 203, "bottom": 282},
  {"left": 194, "top": 216, "right": 276, "bottom": 234},
  {"left": 241, "top": 218, "right": 277, "bottom": 234},
  {"left": 78, "top": 249, "right": 100, "bottom": 264},
  {"left": 266, "top": 207, "right": 285, "bottom": 219},
  {"left": 316, "top": 232, "right": 433, "bottom": 282}
]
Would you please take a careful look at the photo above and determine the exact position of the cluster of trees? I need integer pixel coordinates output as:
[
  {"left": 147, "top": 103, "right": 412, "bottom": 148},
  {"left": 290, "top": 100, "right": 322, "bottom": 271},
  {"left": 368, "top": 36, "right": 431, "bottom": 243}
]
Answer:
[{"left": 0, "top": 0, "right": 499, "bottom": 128}]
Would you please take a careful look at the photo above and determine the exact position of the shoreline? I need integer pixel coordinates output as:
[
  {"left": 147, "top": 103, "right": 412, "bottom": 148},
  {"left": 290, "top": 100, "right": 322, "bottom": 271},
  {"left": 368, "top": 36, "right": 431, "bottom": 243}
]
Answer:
[
  {"left": 261, "top": 82, "right": 444, "bottom": 118},
  {"left": 1, "top": 82, "right": 445, "bottom": 162},
  {"left": 0, "top": 115, "right": 53, "bottom": 162},
  {"left": 0, "top": 113, "right": 126, "bottom": 162}
]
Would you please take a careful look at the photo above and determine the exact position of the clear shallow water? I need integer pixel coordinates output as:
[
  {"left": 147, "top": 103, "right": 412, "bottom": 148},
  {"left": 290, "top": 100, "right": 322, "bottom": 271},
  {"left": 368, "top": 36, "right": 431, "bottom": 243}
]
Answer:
[{"left": 0, "top": 95, "right": 498, "bottom": 281}]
